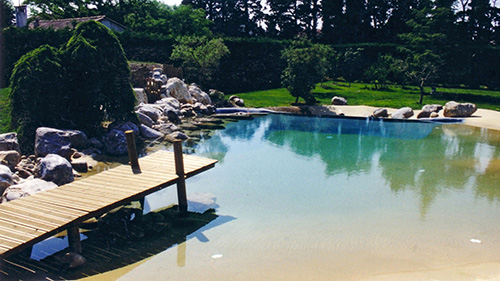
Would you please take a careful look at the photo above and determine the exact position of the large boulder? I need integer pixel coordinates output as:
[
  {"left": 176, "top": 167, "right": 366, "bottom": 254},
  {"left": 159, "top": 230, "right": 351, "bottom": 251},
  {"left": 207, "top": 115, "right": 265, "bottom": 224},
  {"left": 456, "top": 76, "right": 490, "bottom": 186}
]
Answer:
[
  {"left": 417, "top": 104, "right": 443, "bottom": 119},
  {"left": 0, "top": 150, "right": 21, "bottom": 171},
  {"left": 0, "top": 132, "right": 20, "bottom": 152},
  {"left": 102, "top": 129, "right": 128, "bottom": 155},
  {"left": 165, "top": 78, "right": 193, "bottom": 104},
  {"left": 392, "top": 107, "right": 414, "bottom": 119},
  {"left": 163, "top": 105, "right": 182, "bottom": 124},
  {"left": 229, "top": 95, "right": 245, "bottom": 107},
  {"left": 35, "top": 127, "right": 87, "bottom": 158},
  {"left": 137, "top": 111, "right": 154, "bottom": 128},
  {"left": 0, "top": 164, "right": 14, "bottom": 196},
  {"left": 443, "top": 101, "right": 477, "bottom": 117},
  {"left": 188, "top": 84, "right": 212, "bottom": 105},
  {"left": 36, "top": 154, "right": 74, "bottom": 186},
  {"left": 1, "top": 179, "right": 57, "bottom": 203},
  {"left": 152, "top": 123, "right": 180, "bottom": 135},
  {"left": 102, "top": 122, "right": 139, "bottom": 155},
  {"left": 136, "top": 104, "right": 162, "bottom": 122},
  {"left": 134, "top": 88, "right": 148, "bottom": 104},
  {"left": 155, "top": 97, "right": 181, "bottom": 110},
  {"left": 372, "top": 108, "right": 389, "bottom": 118},
  {"left": 139, "top": 124, "right": 164, "bottom": 139},
  {"left": 331, "top": 96, "right": 348, "bottom": 105}
]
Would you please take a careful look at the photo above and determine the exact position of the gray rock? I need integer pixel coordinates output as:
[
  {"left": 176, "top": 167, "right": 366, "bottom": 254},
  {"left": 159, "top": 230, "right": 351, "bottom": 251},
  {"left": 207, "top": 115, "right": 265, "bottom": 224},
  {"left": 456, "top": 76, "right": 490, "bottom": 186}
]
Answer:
[
  {"left": 108, "top": 122, "right": 139, "bottom": 136},
  {"left": 417, "top": 104, "right": 443, "bottom": 119},
  {"left": 102, "top": 121, "right": 139, "bottom": 155},
  {"left": 430, "top": 112, "right": 439, "bottom": 118},
  {"left": 36, "top": 154, "right": 74, "bottom": 186},
  {"left": 134, "top": 88, "right": 148, "bottom": 104},
  {"left": 15, "top": 156, "right": 37, "bottom": 179},
  {"left": 88, "top": 137, "right": 104, "bottom": 149},
  {"left": 155, "top": 97, "right": 181, "bottom": 110},
  {"left": 392, "top": 107, "right": 414, "bottom": 119},
  {"left": 167, "top": 131, "right": 188, "bottom": 142},
  {"left": 0, "top": 164, "right": 14, "bottom": 196},
  {"left": 443, "top": 101, "right": 477, "bottom": 117},
  {"left": 165, "top": 78, "right": 193, "bottom": 104},
  {"left": 0, "top": 150, "right": 21, "bottom": 171},
  {"left": 163, "top": 105, "right": 182, "bottom": 124},
  {"left": 422, "top": 104, "right": 443, "bottom": 113},
  {"left": 56, "top": 252, "right": 87, "bottom": 269},
  {"left": 137, "top": 105, "right": 162, "bottom": 122},
  {"left": 372, "top": 108, "right": 388, "bottom": 118},
  {"left": 152, "top": 123, "right": 180, "bottom": 135},
  {"left": 1, "top": 178, "right": 57, "bottom": 203},
  {"left": 71, "top": 159, "right": 88, "bottom": 173},
  {"left": 0, "top": 133, "right": 20, "bottom": 152},
  {"left": 181, "top": 107, "right": 196, "bottom": 117},
  {"left": 228, "top": 95, "right": 245, "bottom": 107},
  {"left": 35, "top": 127, "right": 87, "bottom": 158},
  {"left": 137, "top": 111, "right": 154, "bottom": 128},
  {"left": 139, "top": 124, "right": 164, "bottom": 139},
  {"left": 331, "top": 96, "right": 348, "bottom": 105},
  {"left": 188, "top": 84, "right": 212, "bottom": 105},
  {"left": 102, "top": 129, "right": 128, "bottom": 155}
]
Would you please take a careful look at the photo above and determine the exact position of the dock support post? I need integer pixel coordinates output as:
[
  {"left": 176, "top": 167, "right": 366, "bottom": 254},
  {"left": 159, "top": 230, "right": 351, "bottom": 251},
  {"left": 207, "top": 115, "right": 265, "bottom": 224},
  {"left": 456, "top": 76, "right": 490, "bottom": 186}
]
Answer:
[
  {"left": 125, "top": 130, "right": 141, "bottom": 173},
  {"left": 67, "top": 226, "right": 82, "bottom": 253},
  {"left": 173, "top": 140, "right": 188, "bottom": 214}
]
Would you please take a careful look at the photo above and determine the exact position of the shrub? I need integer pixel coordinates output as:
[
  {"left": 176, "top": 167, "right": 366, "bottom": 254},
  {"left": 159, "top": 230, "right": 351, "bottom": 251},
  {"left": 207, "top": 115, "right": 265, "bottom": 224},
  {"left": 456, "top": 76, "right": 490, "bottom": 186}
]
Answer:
[
  {"left": 9, "top": 21, "right": 136, "bottom": 153},
  {"left": 281, "top": 43, "right": 331, "bottom": 104}
]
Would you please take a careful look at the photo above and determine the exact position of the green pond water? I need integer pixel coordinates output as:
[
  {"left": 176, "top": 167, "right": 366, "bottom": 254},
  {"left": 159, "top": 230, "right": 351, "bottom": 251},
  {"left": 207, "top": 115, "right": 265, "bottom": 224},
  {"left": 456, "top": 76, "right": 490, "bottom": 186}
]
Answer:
[{"left": 104, "top": 114, "right": 500, "bottom": 280}]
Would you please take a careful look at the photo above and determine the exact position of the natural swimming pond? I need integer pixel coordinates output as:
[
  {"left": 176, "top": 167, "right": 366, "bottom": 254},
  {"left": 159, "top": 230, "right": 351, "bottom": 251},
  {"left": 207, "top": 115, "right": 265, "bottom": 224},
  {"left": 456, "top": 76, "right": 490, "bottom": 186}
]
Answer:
[{"left": 109, "top": 114, "right": 500, "bottom": 280}]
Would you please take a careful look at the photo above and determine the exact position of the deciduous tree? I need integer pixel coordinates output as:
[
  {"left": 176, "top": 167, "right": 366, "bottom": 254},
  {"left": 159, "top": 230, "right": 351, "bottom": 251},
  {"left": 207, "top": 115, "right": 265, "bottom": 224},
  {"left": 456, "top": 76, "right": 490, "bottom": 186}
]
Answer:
[{"left": 281, "top": 42, "right": 331, "bottom": 104}]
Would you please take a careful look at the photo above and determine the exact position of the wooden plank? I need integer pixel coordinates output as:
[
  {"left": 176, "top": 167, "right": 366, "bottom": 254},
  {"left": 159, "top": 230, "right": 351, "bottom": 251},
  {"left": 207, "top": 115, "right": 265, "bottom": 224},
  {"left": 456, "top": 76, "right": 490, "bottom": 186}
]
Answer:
[
  {"left": 28, "top": 193, "right": 100, "bottom": 212},
  {"left": 90, "top": 173, "right": 168, "bottom": 187},
  {"left": 56, "top": 184, "right": 128, "bottom": 201},
  {"left": 7, "top": 198, "right": 87, "bottom": 218},
  {"left": 0, "top": 223, "right": 41, "bottom": 241},
  {"left": 0, "top": 204, "right": 70, "bottom": 225},
  {"left": 68, "top": 180, "right": 146, "bottom": 196},
  {"left": 0, "top": 151, "right": 217, "bottom": 259},
  {"left": 76, "top": 176, "right": 153, "bottom": 191},
  {"left": 0, "top": 210, "right": 60, "bottom": 231},
  {"left": 32, "top": 191, "right": 105, "bottom": 209},
  {"left": 0, "top": 236, "right": 23, "bottom": 249},
  {"left": 45, "top": 188, "right": 119, "bottom": 205}
]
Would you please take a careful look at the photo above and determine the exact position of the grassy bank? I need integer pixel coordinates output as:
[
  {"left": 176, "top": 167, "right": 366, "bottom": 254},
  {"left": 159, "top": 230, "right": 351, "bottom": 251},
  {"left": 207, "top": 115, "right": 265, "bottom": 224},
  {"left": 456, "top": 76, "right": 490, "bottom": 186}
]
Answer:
[
  {"left": 235, "top": 81, "right": 500, "bottom": 111},
  {"left": 0, "top": 88, "right": 11, "bottom": 134}
]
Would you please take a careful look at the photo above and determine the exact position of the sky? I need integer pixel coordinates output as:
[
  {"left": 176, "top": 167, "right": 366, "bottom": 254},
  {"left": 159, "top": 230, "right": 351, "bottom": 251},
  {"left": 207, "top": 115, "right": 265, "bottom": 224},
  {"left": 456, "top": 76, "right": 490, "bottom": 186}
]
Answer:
[{"left": 159, "top": 0, "right": 183, "bottom": 6}]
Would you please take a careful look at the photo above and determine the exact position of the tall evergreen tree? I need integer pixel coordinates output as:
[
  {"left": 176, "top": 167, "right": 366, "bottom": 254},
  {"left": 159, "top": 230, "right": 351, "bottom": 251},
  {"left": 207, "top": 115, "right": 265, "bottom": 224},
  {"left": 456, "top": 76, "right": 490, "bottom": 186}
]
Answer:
[{"left": 266, "top": 0, "right": 299, "bottom": 39}]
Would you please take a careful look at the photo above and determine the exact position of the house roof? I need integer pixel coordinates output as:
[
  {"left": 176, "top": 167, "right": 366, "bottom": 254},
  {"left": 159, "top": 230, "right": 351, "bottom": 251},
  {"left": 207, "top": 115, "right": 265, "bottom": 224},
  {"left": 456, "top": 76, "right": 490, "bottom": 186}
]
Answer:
[{"left": 29, "top": 15, "right": 125, "bottom": 30}]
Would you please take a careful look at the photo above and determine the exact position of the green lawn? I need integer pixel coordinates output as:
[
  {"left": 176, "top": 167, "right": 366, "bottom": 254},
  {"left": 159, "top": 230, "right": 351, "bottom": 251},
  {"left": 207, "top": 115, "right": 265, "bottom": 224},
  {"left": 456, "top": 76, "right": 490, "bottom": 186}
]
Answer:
[
  {"left": 235, "top": 81, "right": 500, "bottom": 111},
  {"left": 0, "top": 88, "right": 11, "bottom": 134}
]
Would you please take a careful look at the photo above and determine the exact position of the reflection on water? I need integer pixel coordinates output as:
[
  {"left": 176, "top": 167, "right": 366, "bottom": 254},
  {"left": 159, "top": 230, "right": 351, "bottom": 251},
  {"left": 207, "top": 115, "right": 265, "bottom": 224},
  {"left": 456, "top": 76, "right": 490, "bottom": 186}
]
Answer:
[
  {"left": 9, "top": 114, "right": 500, "bottom": 280},
  {"left": 143, "top": 114, "right": 500, "bottom": 281},
  {"left": 205, "top": 115, "right": 500, "bottom": 216}
]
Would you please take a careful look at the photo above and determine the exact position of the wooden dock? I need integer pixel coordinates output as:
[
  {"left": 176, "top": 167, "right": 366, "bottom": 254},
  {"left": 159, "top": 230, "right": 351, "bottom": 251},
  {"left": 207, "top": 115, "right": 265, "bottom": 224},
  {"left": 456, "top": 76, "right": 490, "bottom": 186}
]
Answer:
[{"left": 0, "top": 147, "right": 217, "bottom": 259}]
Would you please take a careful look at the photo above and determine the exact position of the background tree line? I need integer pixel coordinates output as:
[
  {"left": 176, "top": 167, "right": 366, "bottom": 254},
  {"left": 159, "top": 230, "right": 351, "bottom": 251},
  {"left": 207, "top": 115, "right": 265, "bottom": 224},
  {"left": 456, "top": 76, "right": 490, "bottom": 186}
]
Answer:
[{"left": 3, "top": 0, "right": 500, "bottom": 95}]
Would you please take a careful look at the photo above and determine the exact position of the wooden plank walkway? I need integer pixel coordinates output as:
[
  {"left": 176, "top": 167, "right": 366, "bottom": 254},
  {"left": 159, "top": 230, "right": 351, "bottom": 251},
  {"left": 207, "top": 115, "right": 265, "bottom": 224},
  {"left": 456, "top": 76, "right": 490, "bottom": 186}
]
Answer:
[{"left": 0, "top": 149, "right": 217, "bottom": 259}]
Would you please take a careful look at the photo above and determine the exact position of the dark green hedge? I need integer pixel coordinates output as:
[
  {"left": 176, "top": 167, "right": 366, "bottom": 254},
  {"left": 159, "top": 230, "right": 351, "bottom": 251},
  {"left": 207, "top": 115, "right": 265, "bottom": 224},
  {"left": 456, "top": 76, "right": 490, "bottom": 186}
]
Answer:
[
  {"left": 3, "top": 27, "right": 72, "bottom": 85},
  {"left": 5, "top": 27, "right": 500, "bottom": 94}
]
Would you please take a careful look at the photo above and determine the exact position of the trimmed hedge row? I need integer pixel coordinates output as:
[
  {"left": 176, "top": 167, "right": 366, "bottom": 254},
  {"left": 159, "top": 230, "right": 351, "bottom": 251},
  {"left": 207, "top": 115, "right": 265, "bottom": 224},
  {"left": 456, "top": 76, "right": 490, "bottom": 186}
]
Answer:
[{"left": 5, "top": 27, "right": 500, "bottom": 94}]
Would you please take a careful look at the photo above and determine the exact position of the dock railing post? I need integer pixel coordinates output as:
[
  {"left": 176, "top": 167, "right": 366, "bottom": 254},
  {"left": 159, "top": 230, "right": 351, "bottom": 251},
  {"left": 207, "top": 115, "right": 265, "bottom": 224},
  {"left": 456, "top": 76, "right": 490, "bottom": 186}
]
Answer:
[
  {"left": 173, "top": 140, "right": 188, "bottom": 214},
  {"left": 125, "top": 130, "right": 141, "bottom": 173}
]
